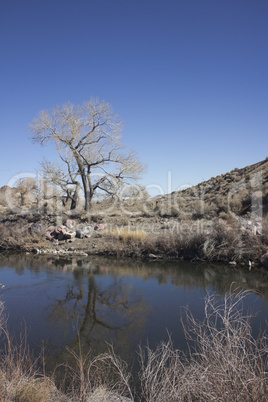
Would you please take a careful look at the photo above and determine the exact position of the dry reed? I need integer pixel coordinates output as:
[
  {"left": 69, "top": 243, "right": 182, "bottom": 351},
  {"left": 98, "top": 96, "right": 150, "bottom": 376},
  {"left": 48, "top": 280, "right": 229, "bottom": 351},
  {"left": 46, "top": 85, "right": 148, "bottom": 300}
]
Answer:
[
  {"left": 139, "top": 289, "right": 268, "bottom": 401},
  {"left": 0, "top": 290, "right": 267, "bottom": 401}
]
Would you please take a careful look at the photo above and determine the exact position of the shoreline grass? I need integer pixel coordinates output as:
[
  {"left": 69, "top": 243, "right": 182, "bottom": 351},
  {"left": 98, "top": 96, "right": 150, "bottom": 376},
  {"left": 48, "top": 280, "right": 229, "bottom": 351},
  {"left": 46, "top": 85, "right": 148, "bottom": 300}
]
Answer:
[
  {"left": 0, "top": 211, "right": 267, "bottom": 267},
  {"left": 0, "top": 290, "right": 267, "bottom": 401}
]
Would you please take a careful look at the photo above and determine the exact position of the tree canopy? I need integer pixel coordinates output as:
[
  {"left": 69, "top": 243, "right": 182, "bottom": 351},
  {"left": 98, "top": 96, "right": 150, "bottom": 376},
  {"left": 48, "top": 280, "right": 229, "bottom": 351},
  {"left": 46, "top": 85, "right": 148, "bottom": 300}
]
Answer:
[{"left": 30, "top": 99, "right": 145, "bottom": 211}]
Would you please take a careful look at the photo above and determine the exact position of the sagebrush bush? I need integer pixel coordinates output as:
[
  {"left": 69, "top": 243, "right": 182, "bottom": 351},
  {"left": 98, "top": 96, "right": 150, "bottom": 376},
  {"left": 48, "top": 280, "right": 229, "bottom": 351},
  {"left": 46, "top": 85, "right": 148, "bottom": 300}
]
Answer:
[{"left": 0, "top": 222, "right": 43, "bottom": 250}]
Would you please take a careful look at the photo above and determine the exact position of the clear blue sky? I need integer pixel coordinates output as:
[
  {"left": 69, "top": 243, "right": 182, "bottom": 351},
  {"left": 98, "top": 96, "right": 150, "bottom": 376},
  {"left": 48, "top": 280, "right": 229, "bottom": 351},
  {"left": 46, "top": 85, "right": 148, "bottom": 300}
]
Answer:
[{"left": 1, "top": 0, "right": 268, "bottom": 196}]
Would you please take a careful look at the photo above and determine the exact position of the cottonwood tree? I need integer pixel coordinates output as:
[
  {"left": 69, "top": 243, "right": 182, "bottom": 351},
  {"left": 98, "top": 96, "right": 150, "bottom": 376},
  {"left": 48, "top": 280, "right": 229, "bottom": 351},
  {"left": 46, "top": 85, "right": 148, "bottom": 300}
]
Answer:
[
  {"left": 41, "top": 160, "right": 81, "bottom": 210},
  {"left": 30, "top": 99, "right": 145, "bottom": 211},
  {"left": 16, "top": 177, "right": 38, "bottom": 206}
]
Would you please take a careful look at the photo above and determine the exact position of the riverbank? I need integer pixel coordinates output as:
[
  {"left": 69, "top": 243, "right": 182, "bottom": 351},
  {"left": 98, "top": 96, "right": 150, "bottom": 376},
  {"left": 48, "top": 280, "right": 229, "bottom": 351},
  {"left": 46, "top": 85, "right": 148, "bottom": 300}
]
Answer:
[{"left": 0, "top": 211, "right": 268, "bottom": 268}]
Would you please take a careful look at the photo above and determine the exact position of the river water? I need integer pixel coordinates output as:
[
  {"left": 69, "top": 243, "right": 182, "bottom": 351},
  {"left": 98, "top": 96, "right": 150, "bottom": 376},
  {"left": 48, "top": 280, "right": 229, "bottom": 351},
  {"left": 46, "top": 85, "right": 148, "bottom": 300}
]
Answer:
[{"left": 0, "top": 253, "right": 267, "bottom": 372}]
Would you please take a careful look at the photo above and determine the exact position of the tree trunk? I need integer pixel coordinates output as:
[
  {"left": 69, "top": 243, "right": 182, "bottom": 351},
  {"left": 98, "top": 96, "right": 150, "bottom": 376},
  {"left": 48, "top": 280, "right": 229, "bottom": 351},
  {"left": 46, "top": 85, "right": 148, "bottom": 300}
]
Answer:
[
  {"left": 63, "top": 190, "right": 71, "bottom": 207},
  {"left": 70, "top": 196, "right": 77, "bottom": 210},
  {"left": 71, "top": 182, "right": 81, "bottom": 210},
  {"left": 80, "top": 173, "right": 91, "bottom": 212},
  {"left": 72, "top": 153, "right": 92, "bottom": 212},
  {"left": 85, "top": 191, "right": 91, "bottom": 211}
]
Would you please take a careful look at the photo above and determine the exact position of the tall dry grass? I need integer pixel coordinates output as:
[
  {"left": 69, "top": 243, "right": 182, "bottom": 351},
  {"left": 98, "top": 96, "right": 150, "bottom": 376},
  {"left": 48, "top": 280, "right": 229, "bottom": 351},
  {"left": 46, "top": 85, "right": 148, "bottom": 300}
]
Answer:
[
  {"left": 61, "top": 342, "right": 134, "bottom": 401},
  {"left": 104, "top": 226, "right": 147, "bottom": 242},
  {"left": 139, "top": 220, "right": 266, "bottom": 262},
  {"left": 0, "top": 301, "right": 62, "bottom": 401},
  {"left": 0, "top": 301, "right": 132, "bottom": 401},
  {"left": 139, "top": 289, "right": 268, "bottom": 401},
  {"left": 0, "top": 291, "right": 267, "bottom": 401}
]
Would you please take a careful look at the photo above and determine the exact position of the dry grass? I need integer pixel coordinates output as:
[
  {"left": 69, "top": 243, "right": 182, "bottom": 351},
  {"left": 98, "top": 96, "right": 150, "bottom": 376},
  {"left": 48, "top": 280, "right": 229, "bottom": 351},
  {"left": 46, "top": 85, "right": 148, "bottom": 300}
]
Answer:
[
  {"left": 0, "top": 304, "right": 63, "bottom": 401},
  {"left": 0, "top": 290, "right": 267, "bottom": 401},
  {"left": 0, "top": 211, "right": 267, "bottom": 264},
  {"left": 104, "top": 226, "right": 147, "bottom": 242},
  {"left": 134, "top": 220, "right": 266, "bottom": 262},
  {"left": 92, "top": 219, "right": 267, "bottom": 263},
  {"left": 0, "top": 218, "right": 51, "bottom": 251},
  {"left": 138, "top": 289, "right": 268, "bottom": 401},
  {"left": 0, "top": 302, "right": 132, "bottom": 401},
  {"left": 61, "top": 343, "right": 134, "bottom": 401},
  {"left": 201, "top": 221, "right": 266, "bottom": 262}
]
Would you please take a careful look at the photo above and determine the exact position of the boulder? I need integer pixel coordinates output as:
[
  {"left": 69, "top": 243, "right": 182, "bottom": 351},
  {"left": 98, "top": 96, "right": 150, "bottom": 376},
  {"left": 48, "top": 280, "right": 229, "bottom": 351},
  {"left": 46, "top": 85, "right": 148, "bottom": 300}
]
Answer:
[
  {"left": 45, "top": 230, "right": 54, "bottom": 240},
  {"left": 76, "top": 225, "right": 93, "bottom": 239},
  {"left": 65, "top": 219, "right": 73, "bottom": 229},
  {"left": 65, "top": 230, "right": 76, "bottom": 239},
  {"left": 54, "top": 225, "right": 67, "bottom": 235},
  {"left": 57, "top": 232, "right": 65, "bottom": 240},
  {"left": 46, "top": 225, "right": 76, "bottom": 241},
  {"left": 76, "top": 229, "right": 83, "bottom": 239}
]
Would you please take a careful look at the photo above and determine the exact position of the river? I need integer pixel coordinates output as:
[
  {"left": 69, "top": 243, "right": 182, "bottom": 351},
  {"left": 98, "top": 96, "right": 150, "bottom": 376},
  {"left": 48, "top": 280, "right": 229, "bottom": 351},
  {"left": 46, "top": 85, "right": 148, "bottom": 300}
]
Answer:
[{"left": 0, "top": 252, "right": 267, "bottom": 373}]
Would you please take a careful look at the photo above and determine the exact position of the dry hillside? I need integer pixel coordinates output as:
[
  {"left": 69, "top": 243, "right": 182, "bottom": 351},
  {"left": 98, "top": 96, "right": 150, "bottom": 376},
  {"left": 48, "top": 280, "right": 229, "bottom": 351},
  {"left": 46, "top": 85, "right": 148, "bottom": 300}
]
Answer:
[{"left": 154, "top": 158, "right": 268, "bottom": 220}]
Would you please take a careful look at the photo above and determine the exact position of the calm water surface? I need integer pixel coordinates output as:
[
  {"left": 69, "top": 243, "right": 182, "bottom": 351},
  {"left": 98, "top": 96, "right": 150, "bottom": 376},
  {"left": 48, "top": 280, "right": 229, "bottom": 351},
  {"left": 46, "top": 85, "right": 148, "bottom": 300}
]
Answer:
[{"left": 0, "top": 253, "right": 267, "bottom": 372}]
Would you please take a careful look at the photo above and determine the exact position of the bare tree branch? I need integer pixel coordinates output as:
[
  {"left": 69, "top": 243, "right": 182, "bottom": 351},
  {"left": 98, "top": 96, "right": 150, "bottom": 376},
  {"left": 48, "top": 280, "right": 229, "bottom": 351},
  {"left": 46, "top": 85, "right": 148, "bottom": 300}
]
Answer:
[{"left": 30, "top": 99, "right": 145, "bottom": 211}]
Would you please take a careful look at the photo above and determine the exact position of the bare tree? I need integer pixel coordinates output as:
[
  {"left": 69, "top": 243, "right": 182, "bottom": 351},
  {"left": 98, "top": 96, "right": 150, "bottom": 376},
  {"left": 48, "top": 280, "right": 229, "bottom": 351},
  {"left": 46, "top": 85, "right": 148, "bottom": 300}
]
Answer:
[
  {"left": 30, "top": 99, "right": 145, "bottom": 211},
  {"left": 41, "top": 160, "right": 81, "bottom": 210},
  {"left": 16, "top": 177, "right": 37, "bottom": 207}
]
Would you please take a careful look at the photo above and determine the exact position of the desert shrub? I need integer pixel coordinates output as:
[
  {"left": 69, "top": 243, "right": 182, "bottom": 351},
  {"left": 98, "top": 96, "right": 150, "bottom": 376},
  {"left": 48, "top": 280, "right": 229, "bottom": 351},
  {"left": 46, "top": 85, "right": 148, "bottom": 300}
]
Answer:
[
  {"left": 0, "top": 219, "right": 48, "bottom": 250},
  {"left": 0, "top": 222, "right": 29, "bottom": 249},
  {"left": 202, "top": 203, "right": 218, "bottom": 219},
  {"left": 216, "top": 196, "right": 228, "bottom": 213},
  {"left": 218, "top": 211, "right": 233, "bottom": 221},
  {"left": 263, "top": 182, "right": 268, "bottom": 196},
  {"left": 202, "top": 221, "right": 240, "bottom": 261},
  {"left": 163, "top": 206, "right": 179, "bottom": 218},
  {"left": 139, "top": 224, "right": 208, "bottom": 260},
  {"left": 201, "top": 220, "right": 266, "bottom": 262},
  {"left": 229, "top": 196, "right": 243, "bottom": 214},
  {"left": 100, "top": 218, "right": 266, "bottom": 262}
]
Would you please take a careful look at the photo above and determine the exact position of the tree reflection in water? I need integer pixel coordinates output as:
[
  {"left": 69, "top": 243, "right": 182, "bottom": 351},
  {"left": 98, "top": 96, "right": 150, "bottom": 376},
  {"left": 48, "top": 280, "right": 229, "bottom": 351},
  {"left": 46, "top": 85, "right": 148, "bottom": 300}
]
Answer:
[
  {"left": 46, "top": 262, "right": 150, "bottom": 367},
  {"left": 0, "top": 253, "right": 268, "bottom": 373}
]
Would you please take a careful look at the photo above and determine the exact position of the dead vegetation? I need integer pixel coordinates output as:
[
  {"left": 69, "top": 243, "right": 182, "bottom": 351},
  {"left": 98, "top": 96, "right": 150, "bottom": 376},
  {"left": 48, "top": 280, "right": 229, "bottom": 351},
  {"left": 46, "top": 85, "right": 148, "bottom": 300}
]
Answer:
[
  {"left": 0, "top": 213, "right": 49, "bottom": 251},
  {"left": 0, "top": 290, "right": 267, "bottom": 401},
  {"left": 100, "top": 218, "right": 268, "bottom": 264},
  {"left": 0, "top": 212, "right": 267, "bottom": 265},
  {"left": 0, "top": 159, "right": 268, "bottom": 265},
  {"left": 139, "top": 289, "right": 268, "bottom": 401}
]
